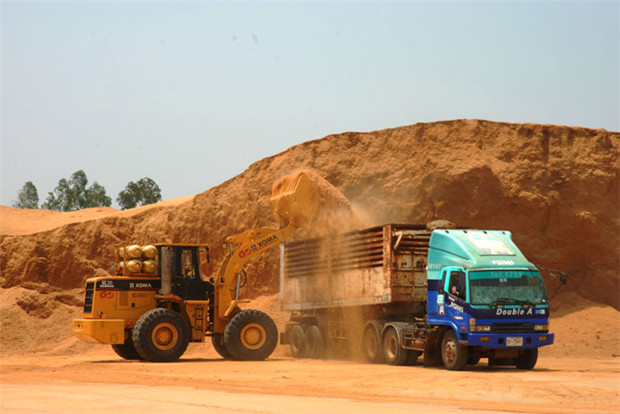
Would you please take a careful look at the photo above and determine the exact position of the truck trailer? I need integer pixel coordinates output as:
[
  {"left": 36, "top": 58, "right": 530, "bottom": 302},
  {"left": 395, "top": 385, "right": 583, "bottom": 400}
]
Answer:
[{"left": 280, "top": 223, "right": 554, "bottom": 370}]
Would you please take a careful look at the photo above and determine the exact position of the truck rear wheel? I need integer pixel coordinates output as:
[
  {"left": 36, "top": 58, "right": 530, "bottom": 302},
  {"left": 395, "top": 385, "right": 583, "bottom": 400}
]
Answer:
[
  {"left": 441, "top": 330, "right": 468, "bottom": 370},
  {"left": 362, "top": 321, "right": 383, "bottom": 363},
  {"left": 287, "top": 324, "right": 305, "bottom": 358},
  {"left": 111, "top": 334, "right": 141, "bottom": 360},
  {"left": 514, "top": 348, "right": 538, "bottom": 370},
  {"left": 132, "top": 308, "right": 190, "bottom": 362},
  {"left": 224, "top": 309, "right": 278, "bottom": 361},
  {"left": 304, "top": 325, "right": 324, "bottom": 359},
  {"left": 211, "top": 333, "right": 232, "bottom": 359},
  {"left": 383, "top": 327, "right": 407, "bottom": 365}
]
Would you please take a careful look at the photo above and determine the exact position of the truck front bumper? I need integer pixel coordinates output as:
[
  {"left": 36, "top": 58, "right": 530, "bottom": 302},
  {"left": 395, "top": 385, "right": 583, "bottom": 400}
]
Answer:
[
  {"left": 467, "top": 332, "right": 554, "bottom": 349},
  {"left": 73, "top": 319, "right": 126, "bottom": 345}
]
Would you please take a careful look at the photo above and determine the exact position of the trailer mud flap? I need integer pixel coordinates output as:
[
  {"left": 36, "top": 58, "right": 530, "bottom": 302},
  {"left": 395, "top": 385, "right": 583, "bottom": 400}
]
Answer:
[{"left": 423, "top": 331, "right": 442, "bottom": 367}]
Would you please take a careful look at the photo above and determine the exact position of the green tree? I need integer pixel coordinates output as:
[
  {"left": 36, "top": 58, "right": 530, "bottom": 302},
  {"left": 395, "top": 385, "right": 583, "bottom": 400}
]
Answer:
[
  {"left": 14, "top": 181, "right": 39, "bottom": 209},
  {"left": 117, "top": 177, "right": 162, "bottom": 210},
  {"left": 42, "top": 170, "right": 111, "bottom": 211}
]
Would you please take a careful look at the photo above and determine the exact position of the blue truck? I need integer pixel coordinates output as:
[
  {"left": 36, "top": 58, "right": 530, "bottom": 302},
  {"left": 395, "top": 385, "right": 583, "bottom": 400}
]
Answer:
[{"left": 281, "top": 223, "right": 554, "bottom": 370}]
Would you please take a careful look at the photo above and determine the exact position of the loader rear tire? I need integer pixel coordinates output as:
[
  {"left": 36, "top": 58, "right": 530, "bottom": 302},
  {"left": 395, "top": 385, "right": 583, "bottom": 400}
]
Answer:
[
  {"left": 132, "top": 308, "right": 190, "bottom": 362},
  {"left": 224, "top": 309, "right": 278, "bottom": 361},
  {"left": 111, "top": 334, "right": 141, "bottom": 360},
  {"left": 211, "top": 333, "right": 232, "bottom": 359}
]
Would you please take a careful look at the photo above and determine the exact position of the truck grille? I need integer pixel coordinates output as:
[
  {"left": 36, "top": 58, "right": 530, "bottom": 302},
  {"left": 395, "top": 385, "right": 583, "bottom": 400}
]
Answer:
[
  {"left": 83, "top": 282, "right": 94, "bottom": 313},
  {"left": 492, "top": 323, "right": 534, "bottom": 333}
]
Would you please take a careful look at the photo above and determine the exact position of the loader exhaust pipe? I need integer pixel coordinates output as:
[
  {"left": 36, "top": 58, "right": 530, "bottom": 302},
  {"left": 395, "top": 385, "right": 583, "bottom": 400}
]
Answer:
[{"left": 159, "top": 246, "right": 173, "bottom": 295}]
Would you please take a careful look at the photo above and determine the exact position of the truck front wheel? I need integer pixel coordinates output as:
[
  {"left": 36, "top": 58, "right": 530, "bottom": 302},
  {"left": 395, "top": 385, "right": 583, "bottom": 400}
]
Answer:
[
  {"left": 132, "top": 308, "right": 190, "bottom": 362},
  {"left": 224, "top": 309, "right": 278, "bottom": 361},
  {"left": 514, "top": 348, "right": 538, "bottom": 370},
  {"left": 441, "top": 330, "right": 468, "bottom": 370}
]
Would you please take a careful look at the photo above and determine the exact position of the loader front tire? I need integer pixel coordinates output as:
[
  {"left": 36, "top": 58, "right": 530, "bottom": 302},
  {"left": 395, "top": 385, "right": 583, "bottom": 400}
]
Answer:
[
  {"left": 224, "top": 309, "right": 278, "bottom": 361},
  {"left": 111, "top": 333, "right": 141, "bottom": 360},
  {"left": 132, "top": 308, "right": 190, "bottom": 362}
]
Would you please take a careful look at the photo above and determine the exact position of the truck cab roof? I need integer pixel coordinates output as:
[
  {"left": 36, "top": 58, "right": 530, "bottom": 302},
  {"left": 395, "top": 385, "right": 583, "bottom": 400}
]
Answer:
[{"left": 428, "top": 229, "right": 536, "bottom": 273}]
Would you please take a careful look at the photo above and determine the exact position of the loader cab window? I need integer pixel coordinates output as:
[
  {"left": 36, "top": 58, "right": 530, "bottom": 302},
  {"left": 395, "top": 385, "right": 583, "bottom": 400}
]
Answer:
[
  {"left": 172, "top": 247, "right": 199, "bottom": 279},
  {"left": 171, "top": 246, "right": 210, "bottom": 300},
  {"left": 180, "top": 249, "right": 196, "bottom": 278},
  {"left": 448, "top": 270, "right": 467, "bottom": 301}
]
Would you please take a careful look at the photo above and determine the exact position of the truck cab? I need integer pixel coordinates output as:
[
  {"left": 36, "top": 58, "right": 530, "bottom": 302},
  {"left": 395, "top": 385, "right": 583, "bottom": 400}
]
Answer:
[{"left": 426, "top": 229, "right": 554, "bottom": 369}]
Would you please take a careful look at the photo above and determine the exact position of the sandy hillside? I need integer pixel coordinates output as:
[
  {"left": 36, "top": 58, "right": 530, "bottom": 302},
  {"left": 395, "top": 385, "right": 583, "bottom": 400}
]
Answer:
[
  {"left": 0, "top": 194, "right": 195, "bottom": 236},
  {"left": 0, "top": 119, "right": 618, "bottom": 355}
]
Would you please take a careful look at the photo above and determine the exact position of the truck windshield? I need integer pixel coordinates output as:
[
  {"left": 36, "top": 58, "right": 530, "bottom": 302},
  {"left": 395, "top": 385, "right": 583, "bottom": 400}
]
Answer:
[{"left": 469, "top": 270, "right": 548, "bottom": 306}]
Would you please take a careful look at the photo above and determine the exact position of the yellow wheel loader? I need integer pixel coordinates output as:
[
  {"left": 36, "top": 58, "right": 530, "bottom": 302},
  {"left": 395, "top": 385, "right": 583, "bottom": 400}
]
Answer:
[{"left": 72, "top": 170, "right": 350, "bottom": 362}]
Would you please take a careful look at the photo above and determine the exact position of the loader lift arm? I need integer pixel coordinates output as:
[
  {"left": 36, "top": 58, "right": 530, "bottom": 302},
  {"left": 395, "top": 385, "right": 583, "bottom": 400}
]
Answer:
[
  {"left": 212, "top": 170, "right": 351, "bottom": 333},
  {"left": 213, "top": 225, "right": 295, "bottom": 331}
]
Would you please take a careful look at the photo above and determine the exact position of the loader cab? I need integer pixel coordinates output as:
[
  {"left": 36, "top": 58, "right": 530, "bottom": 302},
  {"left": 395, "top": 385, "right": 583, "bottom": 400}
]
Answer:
[{"left": 159, "top": 245, "right": 213, "bottom": 301}]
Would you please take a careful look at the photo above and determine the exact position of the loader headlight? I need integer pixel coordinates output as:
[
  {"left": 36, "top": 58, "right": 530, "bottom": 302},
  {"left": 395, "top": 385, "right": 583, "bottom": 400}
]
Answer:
[{"left": 534, "top": 324, "right": 548, "bottom": 332}]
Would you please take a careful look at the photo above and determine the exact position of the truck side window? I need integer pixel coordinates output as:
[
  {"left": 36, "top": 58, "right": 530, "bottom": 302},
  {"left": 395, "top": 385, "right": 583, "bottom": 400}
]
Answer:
[{"left": 449, "top": 271, "right": 467, "bottom": 301}]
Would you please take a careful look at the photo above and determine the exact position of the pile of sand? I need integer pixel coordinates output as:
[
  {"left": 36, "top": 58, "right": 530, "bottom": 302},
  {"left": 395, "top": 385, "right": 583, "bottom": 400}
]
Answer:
[
  {"left": 0, "top": 119, "right": 618, "bottom": 357},
  {"left": 2, "top": 286, "right": 618, "bottom": 359}
]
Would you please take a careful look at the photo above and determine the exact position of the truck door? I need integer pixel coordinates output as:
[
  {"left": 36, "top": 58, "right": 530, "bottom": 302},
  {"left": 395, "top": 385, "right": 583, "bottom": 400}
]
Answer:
[{"left": 438, "top": 268, "right": 468, "bottom": 333}]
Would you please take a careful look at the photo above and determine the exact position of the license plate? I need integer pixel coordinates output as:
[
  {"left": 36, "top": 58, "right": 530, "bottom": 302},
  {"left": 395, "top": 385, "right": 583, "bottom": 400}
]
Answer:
[{"left": 506, "top": 336, "right": 523, "bottom": 347}]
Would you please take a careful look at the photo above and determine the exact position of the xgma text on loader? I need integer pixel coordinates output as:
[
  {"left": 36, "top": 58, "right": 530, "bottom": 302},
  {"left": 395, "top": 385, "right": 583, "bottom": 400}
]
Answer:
[{"left": 72, "top": 170, "right": 351, "bottom": 362}]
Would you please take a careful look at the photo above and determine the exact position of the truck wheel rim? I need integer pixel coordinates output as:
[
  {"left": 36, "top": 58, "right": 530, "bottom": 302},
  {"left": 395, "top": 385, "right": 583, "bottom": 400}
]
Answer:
[
  {"left": 152, "top": 322, "right": 178, "bottom": 350},
  {"left": 240, "top": 323, "right": 266, "bottom": 350},
  {"left": 443, "top": 341, "right": 457, "bottom": 364}
]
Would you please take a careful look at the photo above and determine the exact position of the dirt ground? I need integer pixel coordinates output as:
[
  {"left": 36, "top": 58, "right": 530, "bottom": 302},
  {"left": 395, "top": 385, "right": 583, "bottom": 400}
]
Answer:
[
  {"left": 1, "top": 291, "right": 619, "bottom": 414},
  {"left": 1, "top": 344, "right": 619, "bottom": 414}
]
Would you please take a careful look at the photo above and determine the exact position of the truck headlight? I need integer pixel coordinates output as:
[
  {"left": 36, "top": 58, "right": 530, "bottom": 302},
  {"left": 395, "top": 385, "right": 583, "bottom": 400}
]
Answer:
[
  {"left": 469, "top": 318, "right": 491, "bottom": 332},
  {"left": 534, "top": 324, "right": 548, "bottom": 332}
]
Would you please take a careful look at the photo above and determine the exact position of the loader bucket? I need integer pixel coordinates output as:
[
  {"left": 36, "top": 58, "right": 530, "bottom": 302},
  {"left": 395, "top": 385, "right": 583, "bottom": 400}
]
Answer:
[{"left": 270, "top": 170, "right": 351, "bottom": 229}]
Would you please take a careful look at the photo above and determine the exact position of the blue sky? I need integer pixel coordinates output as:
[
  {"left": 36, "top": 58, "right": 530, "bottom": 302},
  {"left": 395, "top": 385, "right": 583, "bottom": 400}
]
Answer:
[{"left": 2, "top": 1, "right": 618, "bottom": 208}]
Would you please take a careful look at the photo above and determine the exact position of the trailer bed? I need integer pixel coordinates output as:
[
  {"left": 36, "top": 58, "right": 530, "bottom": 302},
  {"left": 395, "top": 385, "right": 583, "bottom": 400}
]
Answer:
[{"left": 280, "top": 224, "right": 431, "bottom": 311}]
